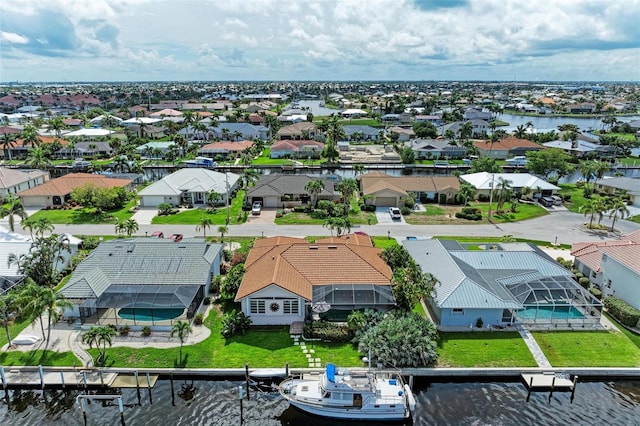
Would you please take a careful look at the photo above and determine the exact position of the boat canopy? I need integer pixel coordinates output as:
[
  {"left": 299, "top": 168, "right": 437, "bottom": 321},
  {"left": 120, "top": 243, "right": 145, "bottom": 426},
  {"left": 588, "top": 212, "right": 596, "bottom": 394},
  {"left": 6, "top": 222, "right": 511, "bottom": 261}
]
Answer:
[{"left": 326, "top": 364, "right": 336, "bottom": 383}]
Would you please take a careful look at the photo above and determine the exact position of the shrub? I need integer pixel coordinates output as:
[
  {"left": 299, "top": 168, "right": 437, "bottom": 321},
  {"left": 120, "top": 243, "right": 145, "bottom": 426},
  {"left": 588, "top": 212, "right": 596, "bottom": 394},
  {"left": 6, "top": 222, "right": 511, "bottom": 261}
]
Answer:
[
  {"left": 303, "top": 322, "right": 352, "bottom": 343},
  {"left": 578, "top": 277, "right": 590, "bottom": 289},
  {"left": 475, "top": 317, "right": 484, "bottom": 328},
  {"left": 141, "top": 326, "right": 151, "bottom": 337},
  {"left": 210, "top": 275, "right": 223, "bottom": 294},
  {"left": 603, "top": 296, "right": 640, "bottom": 327},
  {"left": 221, "top": 310, "right": 251, "bottom": 337},
  {"left": 292, "top": 206, "right": 308, "bottom": 212},
  {"left": 400, "top": 206, "right": 411, "bottom": 216},
  {"left": 119, "top": 325, "right": 130, "bottom": 336},
  {"left": 589, "top": 288, "right": 602, "bottom": 300},
  {"left": 193, "top": 312, "right": 204, "bottom": 325},
  {"left": 455, "top": 206, "right": 482, "bottom": 221},
  {"left": 203, "top": 297, "right": 211, "bottom": 305}
]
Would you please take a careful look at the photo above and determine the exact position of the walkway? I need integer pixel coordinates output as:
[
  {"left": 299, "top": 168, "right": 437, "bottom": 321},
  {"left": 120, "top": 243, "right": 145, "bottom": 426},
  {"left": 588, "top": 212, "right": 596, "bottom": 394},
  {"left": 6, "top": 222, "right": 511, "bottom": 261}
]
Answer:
[
  {"left": 68, "top": 330, "right": 94, "bottom": 367},
  {"left": 515, "top": 324, "right": 552, "bottom": 368}
]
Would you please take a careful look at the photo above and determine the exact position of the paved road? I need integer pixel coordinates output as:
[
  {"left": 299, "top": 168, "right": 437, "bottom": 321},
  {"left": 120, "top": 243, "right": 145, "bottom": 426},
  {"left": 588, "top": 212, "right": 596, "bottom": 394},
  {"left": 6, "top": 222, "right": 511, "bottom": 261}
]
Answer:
[{"left": 12, "top": 210, "right": 639, "bottom": 245}]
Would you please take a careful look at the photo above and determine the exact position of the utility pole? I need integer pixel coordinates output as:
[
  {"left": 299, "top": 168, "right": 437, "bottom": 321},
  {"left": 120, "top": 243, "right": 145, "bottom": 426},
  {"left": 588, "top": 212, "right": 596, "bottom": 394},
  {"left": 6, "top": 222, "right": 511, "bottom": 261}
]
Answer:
[
  {"left": 487, "top": 172, "right": 495, "bottom": 220},
  {"left": 225, "top": 171, "right": 230, "bottom": 225}
]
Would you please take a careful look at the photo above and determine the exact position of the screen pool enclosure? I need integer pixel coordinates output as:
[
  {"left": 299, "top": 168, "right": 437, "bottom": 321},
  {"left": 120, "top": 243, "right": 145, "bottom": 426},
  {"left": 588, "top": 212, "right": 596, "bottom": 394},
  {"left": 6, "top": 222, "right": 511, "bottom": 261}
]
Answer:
[
  {"left": 78, "top": 284, "right": 203, "bottom": 326},
  {"left": 506, "top": 276, "right": 602, "bottom": 325}
]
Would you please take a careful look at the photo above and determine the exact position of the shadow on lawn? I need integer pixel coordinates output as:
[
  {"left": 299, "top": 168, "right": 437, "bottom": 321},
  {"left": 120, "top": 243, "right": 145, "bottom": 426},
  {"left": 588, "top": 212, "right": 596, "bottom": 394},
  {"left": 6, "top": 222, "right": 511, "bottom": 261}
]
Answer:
[
  {"left": 437, "top": 331, "right": 523, "bottom": 348},
  {"left": 0, "top": 349, "right": 77, "bottom": 366},
  {"left": 224, "top": 328, "right": 293, "bottom": 351}
]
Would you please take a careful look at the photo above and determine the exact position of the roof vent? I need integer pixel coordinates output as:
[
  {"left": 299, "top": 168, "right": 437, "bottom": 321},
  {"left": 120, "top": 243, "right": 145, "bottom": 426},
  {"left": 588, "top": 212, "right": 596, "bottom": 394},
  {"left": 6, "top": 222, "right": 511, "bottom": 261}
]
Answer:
[
  {"left": 309, "top": 246, "right": 318, "bottom": 250},
  {"left": 328, "top": 245, "right": 338, "bottom": 249},
  {"left": 126, "top": 244, "right": 135, "bottom": 253}
]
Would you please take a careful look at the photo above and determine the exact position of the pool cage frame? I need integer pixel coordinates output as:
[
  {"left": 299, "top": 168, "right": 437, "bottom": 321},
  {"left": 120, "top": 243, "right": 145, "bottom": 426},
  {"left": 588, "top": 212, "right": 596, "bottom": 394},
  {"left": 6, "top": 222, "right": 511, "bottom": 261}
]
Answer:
[
  {"left": 78, "top": 285, "right": 203, "bottom": 327},
  {"left": 506, "top": 276, "right": 603, "bottom": 326},
  {"left": 310, "top": 284, "right": 396, "bottom": 321}
]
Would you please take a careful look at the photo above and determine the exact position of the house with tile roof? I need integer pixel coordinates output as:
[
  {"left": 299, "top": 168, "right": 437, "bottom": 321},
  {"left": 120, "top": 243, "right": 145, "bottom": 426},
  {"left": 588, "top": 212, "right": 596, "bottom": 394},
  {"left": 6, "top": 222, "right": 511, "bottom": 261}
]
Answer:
[
  {"left": 276, "top": 122, "right": 319, "bottom": 140},
  {"left": 404, "top": 239, "right": 602, "bottom": 328},
  {"left": 571, "top": 230, "right": 640, "bottom": 311},
  {"left": 474, "top": 137, "right": 544, "bottom": 159},
  {"left": 198, "top": 140, "right": 254, "bottom": 159},
  {"left": 359, "top": 171, "right": 460, "bottom": 206},
  {"left": 235, "top": 235, "right": 395, "bottom": 325},
  {"left": 406, "top": 138, "right": 468, "bottom": 159},
  {"left": 138, "top": 168, "right": 240, "bottom": 207},
  {"left": 0, "top": 167, "right": 50, "bottom": 197},
  {"left": 19, "top": 173, "right": 133, "bottom": 208},
  {"left": 60, "top": 238, "right": 223, "bottom": 328},
  {"left": 245, "top": 174, "right": 338, "bottom": 208},
  {"left": 270, "top": 139, "right": 324, "bottom": 159}
]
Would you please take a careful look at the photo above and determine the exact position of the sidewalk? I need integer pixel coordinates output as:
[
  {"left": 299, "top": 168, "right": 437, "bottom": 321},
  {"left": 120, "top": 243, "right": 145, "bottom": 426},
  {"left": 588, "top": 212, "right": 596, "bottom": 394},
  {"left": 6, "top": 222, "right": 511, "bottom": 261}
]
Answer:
[{"left": 515, "top": 324, "right": 552, "bottom": 368}]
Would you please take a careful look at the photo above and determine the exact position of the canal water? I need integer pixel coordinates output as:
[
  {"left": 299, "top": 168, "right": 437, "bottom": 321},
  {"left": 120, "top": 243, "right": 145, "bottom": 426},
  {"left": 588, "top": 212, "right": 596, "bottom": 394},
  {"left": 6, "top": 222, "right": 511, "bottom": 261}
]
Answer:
[{"left": 1, "top": 379, "right": 639, "bottom": 425}]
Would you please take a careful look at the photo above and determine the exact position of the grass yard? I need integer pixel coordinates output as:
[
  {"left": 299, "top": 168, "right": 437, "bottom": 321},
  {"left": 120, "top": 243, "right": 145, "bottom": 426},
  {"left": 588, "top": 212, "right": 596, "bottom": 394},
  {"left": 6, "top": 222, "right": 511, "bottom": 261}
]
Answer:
[
  {"left": 437, "top": 332, "right": 537, "bottom": 368},
  {"left": 473, "top": 202, "right": 549, "bottom": 223},
  {"left": 558, "top": 183, "right": 589, "bottom": 213},
  {"left": 0, "top": 350, "right": 81, "bottom": 367},
  {"left": 90, "top": 309, "right": 362, "bottom": 368},
  {"left": 433, "top": 235, "right": 572, "bottom": 250},
  {"left": 28, "top": 199, "right": 137, "bottom": 224},
  {"left": 403, "top": 201, "right": 547, "bottom": 225},
  {"left": 604, "top": 313, "right": 640, "bottom": 350},
  {"left": 275, "top": 206, "right": 374, "bottom": 225},
  {"left": 629, "top": 215, "right": 640, "bottom": 224},
  {"left": 252, "top": 149, "right": 296, "bottom": 165},
  {"left": 0, "top": 316, "right": 33, "bottom": 349},
  {"left": 532, "top": 330, "right": 640, "bottom": 367},
  {"left": 153, "top": 191, "right": 246, "bottom": 225},
  {"left": 371, "top": 236, "right": 398, "bottom": 249}
]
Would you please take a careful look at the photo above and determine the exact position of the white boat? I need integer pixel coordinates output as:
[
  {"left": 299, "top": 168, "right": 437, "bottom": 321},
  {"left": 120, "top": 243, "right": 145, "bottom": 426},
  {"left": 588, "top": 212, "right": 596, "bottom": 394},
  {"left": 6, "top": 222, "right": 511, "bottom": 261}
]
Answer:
[
  {"left": 12, "top": 335, "right": 41, "bottom": 345},
  {"left": 278, "top": 364, "right": 415, "bottom": 420}
]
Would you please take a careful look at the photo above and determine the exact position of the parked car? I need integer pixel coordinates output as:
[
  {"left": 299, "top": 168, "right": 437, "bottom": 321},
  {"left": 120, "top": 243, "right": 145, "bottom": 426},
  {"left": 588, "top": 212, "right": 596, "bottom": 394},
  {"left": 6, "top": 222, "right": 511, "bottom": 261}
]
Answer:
[
  {"left": 170, "top": 233, "right": 183, "bottom": 242},
  {"left": 550, "top": 195, "right": 563, "bottom": 206},
  {"left": 150, "top": 231, "right": 164, "bottom": 238},
  {"left": 252, "top": 202, "right": 262, "bottom": 215},
  {"left": 505, "top": 156, "right": 528, "bottom": 167},
  {"left": 389, "top": 207, "right": 401, "bottom": 220},
  {"left": 538, "top": 197, "right": 555, "bottom": 207}
]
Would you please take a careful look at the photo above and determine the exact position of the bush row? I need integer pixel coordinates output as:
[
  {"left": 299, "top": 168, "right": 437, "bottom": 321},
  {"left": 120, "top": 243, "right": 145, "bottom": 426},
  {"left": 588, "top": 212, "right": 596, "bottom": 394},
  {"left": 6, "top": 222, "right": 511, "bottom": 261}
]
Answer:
[
  {"left": 455, "top": 206, "right": 482, "bottom": 221},
  {"left": 303, "top": 321, "right": 352, "bottom": 343},
  {"left": 603, "top": 296, "right": 640, "bottom": 327}
]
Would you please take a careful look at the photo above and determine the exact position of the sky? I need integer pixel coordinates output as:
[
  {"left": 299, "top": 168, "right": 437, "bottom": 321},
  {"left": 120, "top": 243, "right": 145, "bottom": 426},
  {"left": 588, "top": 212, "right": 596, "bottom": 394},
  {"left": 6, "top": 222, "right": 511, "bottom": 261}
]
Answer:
[{"left": 0, "top": 0, "right": 639, "bottom": 83}]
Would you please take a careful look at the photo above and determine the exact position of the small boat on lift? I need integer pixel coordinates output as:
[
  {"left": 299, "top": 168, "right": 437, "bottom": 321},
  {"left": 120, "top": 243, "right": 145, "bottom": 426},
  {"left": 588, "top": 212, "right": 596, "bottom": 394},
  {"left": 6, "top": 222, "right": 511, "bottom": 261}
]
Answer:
[{"left": 278, "top": 364, "right": 415, "bottom": 421}]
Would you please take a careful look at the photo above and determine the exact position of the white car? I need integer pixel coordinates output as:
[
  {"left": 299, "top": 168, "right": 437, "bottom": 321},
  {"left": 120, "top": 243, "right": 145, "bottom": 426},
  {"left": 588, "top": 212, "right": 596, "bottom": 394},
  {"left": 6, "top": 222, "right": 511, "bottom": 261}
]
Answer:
[
  {"left": 251, "top": 202, "right": 262, "bottom": 215},
  {"left": 389, "top": 207, "right": 402, "bottom": 220}
]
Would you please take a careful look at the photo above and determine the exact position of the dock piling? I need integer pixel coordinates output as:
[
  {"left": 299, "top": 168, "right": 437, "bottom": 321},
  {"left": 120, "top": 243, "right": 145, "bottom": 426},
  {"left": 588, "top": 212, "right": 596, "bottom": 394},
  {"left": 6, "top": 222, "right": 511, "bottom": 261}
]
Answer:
[
  {"left": 1, "top": 366, "right": 6, "bottom": 390},
  {"left": 82, "top": 371, "right": 88, "bottom": 392},
  {"left": 285, "top": 363, "right": 289, "bottom": 377},
  {"left": 549, "top": 376, "right": 556, "bottom": 402},
  {"left": 38, "top": 365, "right": 45, "bottom": 389},
  {"left": 245, "top": 364, "right": 250, "bottom": 401},
  {"left": 134, "top": 371, "right": 141, "bottom": 405},
  {"left": 146, "top": 372, "right": 153, "bottom": 404},
  {"left": 60, "top": 371, "right": 66, "bottom": 389},
  {"left": 571, "top": 375, "right": 578, "bottom": 403},
  {"left": 100, "top": 370, "right": 105, "bottom": 388},
  {"left": 170, "top": 373, "right": 175, "bottom": 406},
  {"left": 526, "top": 376, "right": 533, "bottom": 402},
  {"left": 238, "top": 385, "right": 244, "bottom": 423}
]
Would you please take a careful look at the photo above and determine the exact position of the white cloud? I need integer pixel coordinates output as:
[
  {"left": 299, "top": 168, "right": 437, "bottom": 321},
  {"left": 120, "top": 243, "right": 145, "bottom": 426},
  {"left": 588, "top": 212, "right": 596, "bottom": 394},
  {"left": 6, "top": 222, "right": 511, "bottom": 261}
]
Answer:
[{"left": 1, "top": 31, "right": 29, "bottom": 44}]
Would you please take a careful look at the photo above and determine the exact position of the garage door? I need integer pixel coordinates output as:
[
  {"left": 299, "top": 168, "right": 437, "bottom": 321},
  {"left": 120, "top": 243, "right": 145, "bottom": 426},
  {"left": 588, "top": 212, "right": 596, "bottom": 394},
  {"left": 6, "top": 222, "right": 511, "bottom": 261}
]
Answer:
[{"left": 375, "top": 196, "right": 397, "bottom": 207}]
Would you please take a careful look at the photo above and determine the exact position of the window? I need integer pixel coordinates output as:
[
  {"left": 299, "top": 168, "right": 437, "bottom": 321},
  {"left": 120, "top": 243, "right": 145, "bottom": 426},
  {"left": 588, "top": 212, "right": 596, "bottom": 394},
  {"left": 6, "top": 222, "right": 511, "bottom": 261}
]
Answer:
[
  {"left": 283, "top": 299, "right": 299, "bottom": 314},
  {"left": 591, "top": 271, "right": 596, "bottom": 278},
  {"left": 250, "top": 299, "right": 265, "bottom": 314},
  {"left": 452, "top": 308, "right": 464, "bottom": 314}
]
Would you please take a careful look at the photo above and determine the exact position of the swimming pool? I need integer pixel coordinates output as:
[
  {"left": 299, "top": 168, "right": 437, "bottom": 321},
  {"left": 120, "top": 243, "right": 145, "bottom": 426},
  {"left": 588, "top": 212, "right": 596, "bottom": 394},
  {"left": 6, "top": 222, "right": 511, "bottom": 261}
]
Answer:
[
  {"left": 118, "top": 307, "right": 184, "bottom": 322},
  {"left": 517, "top": 305, "right": 585, "bottom": 320}
]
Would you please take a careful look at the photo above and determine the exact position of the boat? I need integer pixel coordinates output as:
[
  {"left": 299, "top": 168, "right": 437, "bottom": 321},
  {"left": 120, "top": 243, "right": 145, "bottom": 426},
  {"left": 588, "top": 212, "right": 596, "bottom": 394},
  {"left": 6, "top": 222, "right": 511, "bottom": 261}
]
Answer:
[{"left": 278, "top": 364, "right": 415, "bottom": 420}]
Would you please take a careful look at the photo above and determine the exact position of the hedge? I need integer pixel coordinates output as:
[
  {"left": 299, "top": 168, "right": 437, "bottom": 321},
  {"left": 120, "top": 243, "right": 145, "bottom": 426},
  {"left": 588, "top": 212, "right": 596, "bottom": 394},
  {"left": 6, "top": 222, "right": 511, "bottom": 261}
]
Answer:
[{"left": 603, "top": 296, "right": 640, "bottom": 327}]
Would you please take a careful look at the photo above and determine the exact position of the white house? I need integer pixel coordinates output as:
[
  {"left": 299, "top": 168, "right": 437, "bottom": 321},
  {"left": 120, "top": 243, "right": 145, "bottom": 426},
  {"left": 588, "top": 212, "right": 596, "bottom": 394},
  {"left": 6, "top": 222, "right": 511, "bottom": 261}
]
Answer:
[
  {"left": 0, "top": 167, "right": 49, "bottom": 197},
  {"left": 460, "top": 172, "right": 560, "bottom": 197},
  {"left": 137, "top": 168, "right": 240, "bottom": 207},
  {"left": 572, "top": 230, "right": 640, "bottom": 311}
]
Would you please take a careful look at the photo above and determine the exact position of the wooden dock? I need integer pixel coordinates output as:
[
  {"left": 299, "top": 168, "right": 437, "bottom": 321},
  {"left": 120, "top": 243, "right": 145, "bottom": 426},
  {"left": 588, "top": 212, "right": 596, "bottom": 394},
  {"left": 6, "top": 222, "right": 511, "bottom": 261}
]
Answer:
[
  {"left": 1, "top": 366, "right": 118, "bottom": 389},
  {"left": 521, "top": 372, "right": 577, "bottom": 402}
]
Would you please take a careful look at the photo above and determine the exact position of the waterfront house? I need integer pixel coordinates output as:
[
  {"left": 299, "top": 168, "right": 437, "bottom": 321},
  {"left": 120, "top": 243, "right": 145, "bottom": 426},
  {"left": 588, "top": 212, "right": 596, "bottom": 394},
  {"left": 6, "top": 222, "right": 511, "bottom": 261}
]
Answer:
[
  {"left": 407, "top": 138, "right": 467, "bottom": 159},
  {"left": 137, "top": 168, "right": 240, "bottom": 207},
  {"left": 404, "top": 239, "right": 602, "bottom": 328},
  {"left": 343, "top": 125, "right": 381, "bottom": 142},
  {"left": 276, "top": 122, "right": 318, "bottom": 140},
  {"left": 269, "top": 140, "right": 324, "bottom": 159},
  {"left": 245, "top": 174, "right": 338, "bottom": 208},
  {"left": 0, "top": 167, "right": 49, "bottom": 197},
  {"left": 197, "top": 140, "right": 254, "bottom": 160},
  {"left": 594, "top": 177, "right": 640, "bottom": 208},
  {"left": 542, "top": 140, "right": 611, "bottom": 158},
  {"left": 18, "top": 173, "right": 133, "bottom": 208},
  {"left": 359, "top": 171, "right": 460, "bottom": 206},
  {"left": 474, "top": 137, "right": 543, "bottom": 159},
  {"left": 60, "top": 238, "right": 223, "bottom": 328},
  {"left": 235, "top": 234, "right": 394, "bottom": 325},
  {"left": 571, "top": 230, "right": 640, "bottom": 311}
]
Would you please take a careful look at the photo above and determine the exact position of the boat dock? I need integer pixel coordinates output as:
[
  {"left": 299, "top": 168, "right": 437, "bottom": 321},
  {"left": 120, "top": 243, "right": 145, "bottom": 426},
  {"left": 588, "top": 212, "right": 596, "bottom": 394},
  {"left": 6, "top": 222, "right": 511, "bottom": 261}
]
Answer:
[{"left": 521, "top": 372, "right": 577, "bottom": 402}]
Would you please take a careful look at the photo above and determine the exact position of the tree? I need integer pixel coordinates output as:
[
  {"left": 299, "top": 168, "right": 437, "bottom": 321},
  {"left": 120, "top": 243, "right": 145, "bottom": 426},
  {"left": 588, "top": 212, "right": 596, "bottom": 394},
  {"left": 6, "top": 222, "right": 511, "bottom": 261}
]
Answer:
[
  {"left": 25, "top": 146, "right": 51, "bottom": 169},
  {"left": 580, "top": 197, "right": 607, "bottom": 228},
  {"left": 1, "top": 193, "right": 28, "bottom": 232},
  {"left": 323, "top": 216, "right": 351, "bottom": 236},
  {"left": 305, "top": 179, "right": 325, "bottom": 208},
  {"left": 21, "top": 217, "right": 54, "bottom": 240},
  {"left": 413, "top": 121, "right": 438, "bottom": 138},
  {"left": 82, "top": 325, "right": 118, "bottom": 366},
  {"left": 468, "top": 157, "right": 501, "bottom": 174},
  {"left": 217, "top": 225, "right": 229, "bottom": 242},
  {"left": 456, "top": 182, "right": 477, "bottom": 205},
  {"left": 8, "top": 234, "right": 70, "bottom": 287},
  {"left": 21, "top": 123, "right": 41, "bottom": 148},
  {"left": 115, "top": 218, "right": 138, "bottom": 237},
  {"left": 171, "top": 320, "right": 193, "bottom": 365},
  {"left": 335, "top": 178, "right": 358, "bottom": 204},
  {"left": 0, "top": 291, "right": 16, "bottom": 347},
  {"left": 578, "top": 160, "right": 597, "bottom": 197},
  {"left": 400, "top": 147, "right": 415, "bottom": 164},
  {"left": 495, "top": 177, "right": 512, "bottom": 212},
  {"left": 206, "top": 190, "right": 222, "bottom": 207},
  {"left": 356, "top": 312, "right": 438, "bottom": 368},
  {"left": 526, "top": 148, "right": 575, "bottom": 180},
  {"left": 1, "top": 132, "right": 16, "bottom": 162},
  {"left": 241, "top": 168, "right": 259, "bottom": 189},
  {"left": 46, "top": 116, "right": 67, "bottom": 137},
  {"left": 391, "top": 261, "right": 438, "bottom": 311},
  {"left": 196, "top": 216, "right": 213, "bottom": 238},
  {"left": 17, "top": 281, "right": 73, "bottom": 346},
  {"left": 608, "top": 198, "right": 630, "bottom": 232},
  {"left": 353, "top": 163, "right": 366, "bottom": 178}
]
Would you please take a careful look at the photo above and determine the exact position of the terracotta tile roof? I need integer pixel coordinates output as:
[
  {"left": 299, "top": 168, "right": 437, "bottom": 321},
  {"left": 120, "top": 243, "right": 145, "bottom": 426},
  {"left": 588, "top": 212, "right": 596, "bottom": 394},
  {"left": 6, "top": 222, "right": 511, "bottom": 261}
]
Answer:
[
  {"left": 271, "top": 139, "right": 324, "bottom": 152},
  {"left": 236, "top": 235, "right": 391, "bottom": 301},
  {"left": 18, "top": 173, "right": 132, "bottom": 197},
  {"left": 474, "top": 137, "right": 542, "bottom": 151},
  {"left": 16, "top": 136, "right": 69, "bottom": 146},
  {"left": 199, "top": 140, "right": 254, "bottom": 152},
  {"left": 0, "top": 126, "right": 21, "bottom": 135},
  {"left": 360, "top": 172, "right": 460, "bottom": 195},
  {"left": 571, "top": 231, "right": 640, "bottom": 274}
]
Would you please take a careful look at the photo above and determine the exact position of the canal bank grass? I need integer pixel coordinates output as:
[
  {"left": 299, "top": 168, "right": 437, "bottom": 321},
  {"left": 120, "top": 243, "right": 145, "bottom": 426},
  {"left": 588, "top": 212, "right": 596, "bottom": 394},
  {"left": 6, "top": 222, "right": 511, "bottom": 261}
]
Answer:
[
  {"left": 152, "top": 190, "right": 246, "bottom": 225},
  {"left": 89, "top": 309, "right": 362, "bottom": 369},
  {"left": 436, "top": 332, "right": 537, "bottom": 368},
  {"left": 0, "top": 350, "right": 80, "bottom": 367},
  {"left": 532, "top": 331, "right": 640, "bottom": 367},
  {"left": 28, "top": 199, "right": 137, "bottom": 224}
]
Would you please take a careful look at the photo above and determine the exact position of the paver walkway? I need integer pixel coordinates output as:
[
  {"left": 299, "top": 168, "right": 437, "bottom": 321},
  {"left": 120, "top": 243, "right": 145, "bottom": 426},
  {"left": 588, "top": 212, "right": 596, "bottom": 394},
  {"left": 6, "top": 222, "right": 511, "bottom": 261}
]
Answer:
[{"left": 516, "top": 324, "right": 552, "bottom": 368}]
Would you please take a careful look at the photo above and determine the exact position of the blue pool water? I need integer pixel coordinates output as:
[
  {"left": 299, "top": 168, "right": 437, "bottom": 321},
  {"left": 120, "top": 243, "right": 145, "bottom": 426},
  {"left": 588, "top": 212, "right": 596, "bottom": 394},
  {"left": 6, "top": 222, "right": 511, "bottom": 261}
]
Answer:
[
  {"left": 518, "top": 305, "right": 585, "bottom": 320},
  {"left": 118, "top": 307, "right": 184, "bottom": 322}
]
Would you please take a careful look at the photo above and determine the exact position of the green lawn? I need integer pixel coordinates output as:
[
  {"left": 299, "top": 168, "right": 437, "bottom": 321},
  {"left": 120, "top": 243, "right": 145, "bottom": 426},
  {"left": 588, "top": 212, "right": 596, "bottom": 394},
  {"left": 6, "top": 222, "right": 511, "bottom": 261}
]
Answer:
[
  {"left": 432, "top": 235, "right": 572, "bottom": 250},
  {"left": 0, "top": 316, "right": 33, "bottom": 349},
  {"left": 0, "top": 350, "right": 81, "bottom": 367},
  {"left": 630, "top": 215, "right": 640, "bottom": 224},
  {"left": 28, "top": 199, "right": 137, "bottom": 224},
  {"left": 421, "top": 205, "right": 446, "bottom": 216},
  {"left": 604, "top": 313, "right": 640, "bottom": 350},
  {"left": 473, "top": 202, "right": 549, "bottom": 223},
  {"left": 152, "top": 191, "right": 246, "bottom": 225},
  {"left": 532, "top": 330, "right": 640, "bottom": 367},
  {"left": 558, "top": 183, "right": 589, "bottom": 213},
  {"left": 251, "top": 149, "right": 294, "bottom": 165},
  {"left": 90, "top": 309, "right": 362, "bottom": 368},
  {"left": 371, "top": 236, "right": 398, "bottom": 249},
  {"left": 437, "top": 332, "right": 537, "bottom": 367},
  {"left": 275, "top": 205, "right": 374, "bottom": 226}
]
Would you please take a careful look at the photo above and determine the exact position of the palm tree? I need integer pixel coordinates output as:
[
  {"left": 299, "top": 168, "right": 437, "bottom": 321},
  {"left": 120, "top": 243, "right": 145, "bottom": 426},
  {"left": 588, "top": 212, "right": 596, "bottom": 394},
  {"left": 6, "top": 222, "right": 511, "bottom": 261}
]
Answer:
[
  {"left": 206, "top": 190, "right": 222, "bottom": 207},
  {"left": 21, "top": 123, "right": 41, "bottom": 148},
  {"left": 17, "top": 281, "right": 73, "bottom": 346},
  {"left": 495, "top": 177, "right": 512, "bottom": 212},
  {"left": 46, "top": 116, "right": 67, "bottom": 137},
  {"left": 580, "top": 198, "right": 607, "bottom": 229},
  {"left": 241, "top": 168, "right": 259, "bottom": 189},
  {"left": 353, "top": 163, "right": 366, "bottom": 178},
  {"left": 608, "top": 198, "right": 630, "bottom": 232},
  {"left": 196, "top": 216, "right": 213, "bottom": 238},
  {"left": 25, "top": 146, "right": 51, "bottom": 169},
  {"left": 456, "top": 182, "right": 477, "bottom": 206},
  {"left": 305, "top": 179, "right": 325, "bottom": 208},
  {"left": 82, "top": 325, "right": 118, "bottom": 366},
  {"left": 217, "top": 225, "right": 229, "bottom": 243},
  {"left": 0, "top": 291, "right": 16, "bottom": 347},
  {"left": 579, "top": 160, "right": 597, "bottom": 197},
  {"left": 335, "top": 178, "right": 358, "bottom": 204},
  {"left": 22, "top": 217, "right": 54, "bottom": 240},
  {"left": 1, "top": 132, "right": 16, "bottom": 162},
  {"left": 1, "top": 193, "right": 28, "bottom": 232},
  {"left": 170, "top": 320, "right": 192, "bottom": 364}
]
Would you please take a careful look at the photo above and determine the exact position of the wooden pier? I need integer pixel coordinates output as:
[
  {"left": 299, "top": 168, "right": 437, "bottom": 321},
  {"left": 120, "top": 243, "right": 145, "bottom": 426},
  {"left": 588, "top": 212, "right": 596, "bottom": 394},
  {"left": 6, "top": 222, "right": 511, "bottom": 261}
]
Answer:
[{"left": 522, "top": 371, "right": 577, "bottom": 402}]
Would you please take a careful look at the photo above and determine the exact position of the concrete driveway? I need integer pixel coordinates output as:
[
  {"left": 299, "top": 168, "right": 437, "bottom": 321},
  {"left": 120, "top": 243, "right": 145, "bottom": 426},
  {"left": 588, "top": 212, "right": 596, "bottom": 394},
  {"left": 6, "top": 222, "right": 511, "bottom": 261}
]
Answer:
[
  {"left": 375, "top": 207, "right": 404, "bottom": 224},
  {"left": 245, "top": 208, "right": 276, "bottom": 225}
]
